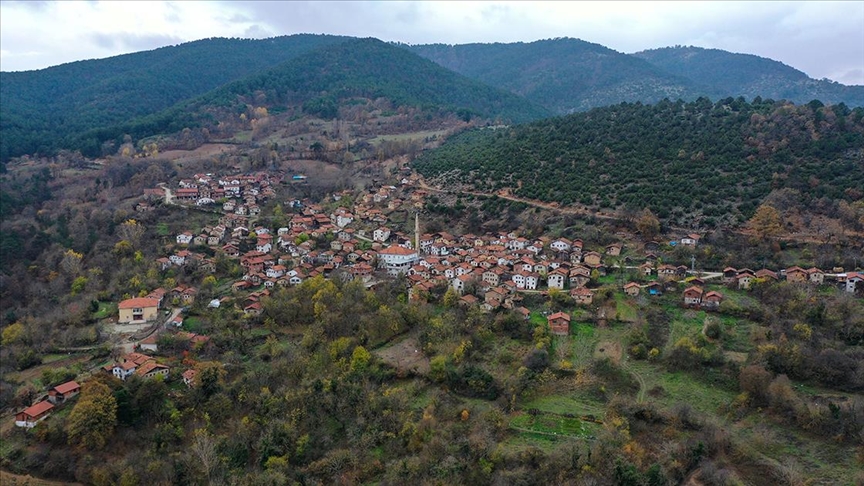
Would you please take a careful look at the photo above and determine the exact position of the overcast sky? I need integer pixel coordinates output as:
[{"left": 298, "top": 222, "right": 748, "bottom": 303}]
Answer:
[{"left": 1, "top": 1, "right": 862, "bottom": 85}]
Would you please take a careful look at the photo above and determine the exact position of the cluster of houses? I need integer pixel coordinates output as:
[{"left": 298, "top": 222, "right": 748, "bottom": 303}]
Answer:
[
  {"left": 141, "top": 169, "right": 863, "bottom": 322},
  {"left": 14, "top": 381, "right": 81, "bottom": 428},
  {"left": 103, "top": 352, "right": 170, "bottom": 381}
]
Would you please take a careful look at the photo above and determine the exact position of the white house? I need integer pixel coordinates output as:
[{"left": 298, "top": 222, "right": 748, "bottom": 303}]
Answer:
[
  {"left": 846, "top": 272, "right": 864, "bottom": 293},
  {"left": 379, "top": 245, "right": 419, "bottom": 275},
  {"left": 176, "top": 232, "right": 193, "bottom": 245},
  {"left": 550, "top": 239, "right": 572, "bottom": 252},
  {"left": 547, "top": 270, "right": 567, "bottom": 290},
  {"left": 373, "top": 227, "right": 391, "bottom": 242}
]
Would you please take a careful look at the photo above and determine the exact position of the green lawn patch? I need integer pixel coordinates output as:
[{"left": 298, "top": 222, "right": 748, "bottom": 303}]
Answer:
[
  {"left": 183, "top": 316, "right": 204, "bottom": 333},
  {"left": 92, "top": 302, "right": 116, "bottom": 320},
  {"left": 521, "top": 394, "right": 605, "bottom": 417},
  {"left": 614, "top": 293, "right": 638, "bottom": 322},
  {"left": 510, "top": 412, "right": 598, "bottom": 439}
]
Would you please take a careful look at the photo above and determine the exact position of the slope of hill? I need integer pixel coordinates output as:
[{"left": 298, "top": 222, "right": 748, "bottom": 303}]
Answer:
[
  {"left": 413, "top": 98, "right": 864, "bottom": 227},
  {"left": 407, "top": 38, "right": 705, "bottom": 114},
  {"left": 633, "top": 46, "right": 864, "bottom": 107},
  {"left": 0, "top": 34, "right": 351, "bottom": 161},
  {"left": 71, "top": 38, "right": 550, "bottom": 155}
]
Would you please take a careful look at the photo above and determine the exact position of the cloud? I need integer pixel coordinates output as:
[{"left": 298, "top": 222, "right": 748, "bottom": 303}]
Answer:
[
  {"left": 89, "top": 32, "right": 185, "bottom": 52},
  {"left": 0, "top": 0, "right": 861, "bottom": 84}
]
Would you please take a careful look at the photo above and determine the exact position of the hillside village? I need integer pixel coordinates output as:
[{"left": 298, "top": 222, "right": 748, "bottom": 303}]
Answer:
[{"left": 12, "top": 162, "right": 863, "bottom": 433}]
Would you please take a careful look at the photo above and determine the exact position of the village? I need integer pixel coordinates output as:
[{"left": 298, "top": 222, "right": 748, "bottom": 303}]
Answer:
[{"left": 12, "top": 166, "right": 864, "bottom": 430}]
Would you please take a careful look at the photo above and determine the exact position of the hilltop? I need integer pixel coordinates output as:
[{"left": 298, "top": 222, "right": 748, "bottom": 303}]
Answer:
[
  {"left": 407, "top": 38, "right": 703, "bottom": 114},
  {"left": 633, "top": 46, "right": 864, "bottom": 107},
  {"left": 408, "top": 38, "right": 864, "bottom": 114},
  {"left": 413, "top": 98, "right": 864, "bottom": 229},
  {"left": 0, "top": 34, "right": 351, "bottom": 162}
]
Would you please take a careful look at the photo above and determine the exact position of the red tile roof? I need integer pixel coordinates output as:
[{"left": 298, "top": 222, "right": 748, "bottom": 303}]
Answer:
[
  {"left": 21, "top": 400, "right": 54, "bottom": 417},
  {"left": 379, "top": 245, "right": 417, "bottom": 256},
  {"left": 118, "top": 297, "right": 160, "bottom": 309},
  {"left": 52, "top": 381, "right": 80, "bottom": 395}
]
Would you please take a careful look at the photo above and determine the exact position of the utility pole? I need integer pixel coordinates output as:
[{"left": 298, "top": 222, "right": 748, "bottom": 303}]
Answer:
[{"left": 691, "top": 255, "right": 696, "bottom": 273}]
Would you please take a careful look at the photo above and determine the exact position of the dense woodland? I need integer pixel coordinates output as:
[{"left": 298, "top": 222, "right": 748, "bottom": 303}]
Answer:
[
  {"left": 0, "top": 34, "right": 350, "bottom": 162},
  {"left": 413, "top": 98, "right": 864, "bottom": 228},
  {"left": 632, "top": 46, "right": 864, "bottom": 108},
  {"left": 410, "top": 40, "right": 864, "bottom": 114},
  {"left": 4, "top": 35, "right": 863, "bottom": 166},
  {"left": 0, "top": 37, "right": 547, "bottom": 164}
]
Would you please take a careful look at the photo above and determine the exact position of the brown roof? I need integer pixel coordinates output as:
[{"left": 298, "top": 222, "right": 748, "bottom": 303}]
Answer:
[
  {"left": 21, "top": 400, "right": 54, "bottom": 417},
  {"left": 137, "top": 361, "right": 168, "bottom": 376},
  {"left": 379, "top": 245, "right": 417, "bottom": 256},
  {"left": 52, "top": 381, "right": 80, "bottom": 395},
  {"left": 118, "top": 297, "right": 160, "bottom": 310},
  {"left": 548, "top": 311, "right": 571, "bottom": 322}
]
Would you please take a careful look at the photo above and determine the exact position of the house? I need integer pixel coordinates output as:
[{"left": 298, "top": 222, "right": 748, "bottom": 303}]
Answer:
[
  {"left": 722, "top": 267, "right": 738, "bottom": 283},
  {"left": 182, "top": 369, "right": 197, "bottom": 388},
  {"left": 569, "top": 266, "right": 591, "bottom": 288},
  {"left": 451, "top": 274, "right": 472, "bottom": 295},
  {"left": 15, "top": 401, "right": 54, "bottom": 428},
  {"left": 373, "top": 227, "right": 391, "bottom": 242},
  {"left": 176, "top": 232, "right": 194, "bottom": 245},
  {"left": 845, "top": 272, "right": 864, "bottom": 294},
  {"left": 755, "top": 269, "right": 779, "bottom": 281},
  {"left": 639, "top": 262, "right": 654, "bottom": 276},
  {"left": 570, "top": 286, "right": 593, "bottom": 305},
  {"left": 646, "top": 282, "right": 663, "bottom": 296},
  {"left": 459, "top": 294, "right": 479, "bottom": 307},
  {"left": 680, "top": 234, "right": 701, "bottom": 246},
  {"left": 736, "top": 272, "right": 755, "bottom": 290},
  {"left": 623, "top": 282, "right": 641, "bottom": 297},
  {"left": 683, "top": 286, "right": 703, "bottom": 306},
  {"left": 139, "top": 335, "right": 159, "bottom": 352},
  {"left": 547, "top": 312, "right": 571, "bottom": 336},
  {"left": 547, "top": 269, "right": 567, "bottom": 290},
  {"left": 605, "top": 243, "right": 622, "bottom": 256},
  {"left": 118, "top": 298, "right": 160, "bottom": 323},
  {"left": 583, "top": 251, "right": 602, "bottom": 266},
  {"left": 550, "top": 238, "right": 572, "bottom": 252},
  {"left": 379, "top": 245, "right": 419, "bottom": 276},
  {"left": 702, "top": 291, "right": 724, "bottom": 310},
  {"left": 136, "top": 361, "right": 170, "bottom": 380},
  {"left": 806, "top": 267, "right": 824, "bottom": 285},
  {"left": 47, "top": 381, "right": 81, "bottom": 404},
  {"left": 169, "top": 250, "right": 190, "bottom": 266},
  {"left": 785, "top": 266, "right": 808, "bottom": 284}
]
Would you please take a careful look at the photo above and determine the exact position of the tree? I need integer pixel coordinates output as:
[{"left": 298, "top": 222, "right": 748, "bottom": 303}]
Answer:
[
  {"left": 442, "top": 287, "right": 459, "bottom": 307},
  {"left": 636, "top": 209, "right": 660, "bottom": 240},
  {"left": 67, "top": 380, "right": 117, "bottom": 449},
  {"left": 350, "top": 345, "right": 372, "bottom": 373},
  {"left": 748, "top": 204, "right": 783, "bottom": 241}
]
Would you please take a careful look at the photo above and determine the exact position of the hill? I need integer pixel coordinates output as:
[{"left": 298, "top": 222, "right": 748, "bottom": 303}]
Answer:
[
  {"left": 0, "top": 34, "right": 351, "bottom": 162},
  {"left": 407, "top": 38, "right": 705, "bottom": 114},
  {"left": 69, "top": 38, "right": 550, "bottom": 155},
  {"left": 634, "top": 46, "right": 864, "bottom": 107},
  {"left": 412, "top": 98, "right": 864, "bottom": 228},
  {"left": 407, "top": 39, "right": 864, "bottom": 115}
]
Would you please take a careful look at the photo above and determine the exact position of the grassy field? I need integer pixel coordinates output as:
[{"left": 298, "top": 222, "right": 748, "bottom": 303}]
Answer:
[
  {"left": 92, "top": 302, "right": 115, "bottom": 320},
  {"left": 510, "top": 412, "right": 598, "bottom": 438}
]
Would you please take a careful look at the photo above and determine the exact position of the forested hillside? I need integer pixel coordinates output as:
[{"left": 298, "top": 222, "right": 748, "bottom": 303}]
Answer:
[
  {"left": 408, "top": 39, "right": 704, "bottom": 114},
  {"left": 413, "top": 98, "right": 864, "bottom": 227},
  {"left": 10, "top": 38, "right": 549, "bottom": 161},
  {"left": 0, "top": 34, "right": 350, "bottom": 162},
  {"left": 634, "top": 46, "right": 864, "bottom": 107},
  {"left": 408, "top": 39, "right": 864, "bottom": 116}
]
